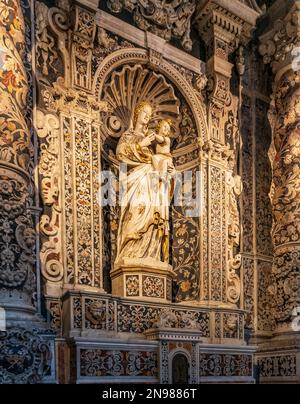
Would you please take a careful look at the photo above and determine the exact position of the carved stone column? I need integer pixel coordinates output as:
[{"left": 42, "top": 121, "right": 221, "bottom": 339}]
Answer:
[
  {"left": 195, "top": 0, "right": 262, "bottom": 307},
  {"left": 259, "top": 0, "right": 300, "bottom": 331},
  {"left": 0, "top": 0, "right": 54, "bottom": 383},
  {"left": 0, "top": 0, "right": 36, "bottom": 318}
]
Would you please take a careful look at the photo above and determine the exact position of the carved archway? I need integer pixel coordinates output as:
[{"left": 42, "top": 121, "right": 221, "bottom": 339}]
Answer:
[
  {"left": 93, "top": 49, "right": 208, "bottom": 301},
  {"left": 93, "top": 48, "right": 208, "bottom": 146}
]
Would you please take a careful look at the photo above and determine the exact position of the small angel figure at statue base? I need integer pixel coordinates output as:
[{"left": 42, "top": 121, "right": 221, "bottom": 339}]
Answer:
[{"left": 152, "top": 119, "right": 176, "bottom": 175}]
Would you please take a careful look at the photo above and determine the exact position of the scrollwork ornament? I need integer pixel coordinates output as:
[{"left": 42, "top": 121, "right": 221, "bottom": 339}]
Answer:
[
  {"left": 36, "top": 110, "right": 63, "bottom": 283},
  {"left": 35, "top": 2, "right": 58, "bottom": 77},
  {"left": 259, "top": 5, "right": 300, "bottom": 325},
  {"left": 0, "top": 328, "right": 52, "bottom": 384},
  {"left": 107, "top": 0, "right": 196, "bottom": 51},
  {"left": 259, "top": 10, "right": 300, "bottom": 71},
  {"left": 0, "top": 0, "right": 36, "bottom": 297},
  {"left": 226, "top": 172, "right": 242, "bottom": 305}
]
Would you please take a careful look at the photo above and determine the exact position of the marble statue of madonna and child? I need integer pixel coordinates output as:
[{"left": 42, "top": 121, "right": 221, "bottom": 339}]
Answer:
[{"left": 114, "top": 101, "right": 177, "bottom": 269}]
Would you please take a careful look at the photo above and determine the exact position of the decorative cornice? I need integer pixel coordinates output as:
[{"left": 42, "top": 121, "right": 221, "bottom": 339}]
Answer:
[
  {"left": 95, "top": 9, "right": 205, "bottom": 74},
  {"left": 195, "top": 0, "right": 263, "bottom": 54}
]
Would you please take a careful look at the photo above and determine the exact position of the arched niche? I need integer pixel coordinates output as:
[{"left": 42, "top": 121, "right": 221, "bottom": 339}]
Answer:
[
  {"left": 171, "top": 351, "right": 191, "bottom": 384},
  {"left": 93, "top": 48, "right": 208, "bottom": 301}
]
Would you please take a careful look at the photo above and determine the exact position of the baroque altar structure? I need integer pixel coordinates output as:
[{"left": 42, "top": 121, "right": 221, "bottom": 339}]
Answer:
[{"left": 0, "top": 0, "right": 299, "bottom": 384}]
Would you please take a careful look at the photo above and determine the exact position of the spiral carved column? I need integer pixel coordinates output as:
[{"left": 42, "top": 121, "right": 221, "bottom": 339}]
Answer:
[
  {"left": 0, "top": 0, "right": 36, "bottom": 315},
  {"left": 259, "top": 0, "right": 300, "bottom": 331},
  {"left": 0, "top": 0, "right": 53, "bottom": 384}
]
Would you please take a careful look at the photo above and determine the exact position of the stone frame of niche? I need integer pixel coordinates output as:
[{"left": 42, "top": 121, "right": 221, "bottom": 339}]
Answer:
[{"left": 92, "top": 48, "right": 208, "bottom": 299}]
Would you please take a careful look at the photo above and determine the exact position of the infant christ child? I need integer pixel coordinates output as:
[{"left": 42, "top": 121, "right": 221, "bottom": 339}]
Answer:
[{"left": 152, "top": 119, "right": 176, "bottom": 175}]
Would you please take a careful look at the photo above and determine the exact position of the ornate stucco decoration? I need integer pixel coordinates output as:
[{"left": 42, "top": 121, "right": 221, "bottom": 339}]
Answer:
[
  {"left": 0, "top": 0, "right": 36, "bottom": 303},
  {"left": 259, "top": 5, "right": 300, "bottom": 73},
  {"left": 195, "top": 0, "right": 263, "bottom": 142},
  {"left": 101, "top": 64, "right": 180, "bottom": 141},
  {"left": 0, "top": 0, "right": 55, "bottom": 384},
  {"left": 107, "top": 0, "right": 196, "bottom": 51},
  {"left": 36, "top": 111, "right": 64, "bottom": 284},
  {"left": 42, "top": 77, "right": 109, "bottom": 119},
  {"left": 0, "top": 328, "right": 52, "bottom": 384},
  {"left": 259, "top": 0, "right": 300, "bottom": 327},
  {"left": 71, "top": 3, "right": 97, "bottom": 90},
  {"left": 35, "top": 1, "right": 69, "bottom": 83},
  {"left": 195, "top": 0, "right": 262, "bottom": 307}
]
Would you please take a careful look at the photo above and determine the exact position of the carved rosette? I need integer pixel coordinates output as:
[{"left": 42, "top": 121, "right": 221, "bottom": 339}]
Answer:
[
  {"left": 0, "top": 0, "right": 36, "bottom": 304},
  {"left": 259, "top": 1, "right": 300, "bottom": 327}
]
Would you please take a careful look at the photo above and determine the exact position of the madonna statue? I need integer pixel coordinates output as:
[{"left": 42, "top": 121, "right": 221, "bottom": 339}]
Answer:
[{"left": 115, "top": 101, "right": 175, "bottom": 266}]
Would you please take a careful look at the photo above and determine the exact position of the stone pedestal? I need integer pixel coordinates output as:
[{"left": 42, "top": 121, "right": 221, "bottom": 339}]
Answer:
[{"left": 111, "top": 258, "right": 176, "bottom": 302}]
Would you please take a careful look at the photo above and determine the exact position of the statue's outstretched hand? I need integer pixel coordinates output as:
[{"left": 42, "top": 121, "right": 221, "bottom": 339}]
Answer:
[{"left": 139, "top": 132, "right": 155, "bottom": 147}]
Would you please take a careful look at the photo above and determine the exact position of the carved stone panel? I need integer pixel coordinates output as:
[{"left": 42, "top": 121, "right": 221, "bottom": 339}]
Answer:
[{"left": 106, "top": 0, "right": 196, "bottom": 51}]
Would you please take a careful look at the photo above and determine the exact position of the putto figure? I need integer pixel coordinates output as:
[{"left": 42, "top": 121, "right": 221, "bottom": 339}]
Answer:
[{"left": 152, "top": 119, "right": 176, "bottom": 175}]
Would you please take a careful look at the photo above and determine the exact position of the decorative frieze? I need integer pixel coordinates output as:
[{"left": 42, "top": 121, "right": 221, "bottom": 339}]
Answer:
[
  {"left": 199, "top": 353, "right": 253, "bottom": 378},
  {"left": 80, "top": 349, "right": 158, "bottom": 378},
  {"left": 107, "top": 0, "right": 196, "bottom": 51},
  {"left": 257, "top": 355, "right": 297, "bottom": 378}
]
